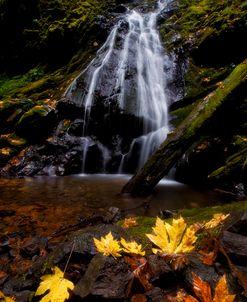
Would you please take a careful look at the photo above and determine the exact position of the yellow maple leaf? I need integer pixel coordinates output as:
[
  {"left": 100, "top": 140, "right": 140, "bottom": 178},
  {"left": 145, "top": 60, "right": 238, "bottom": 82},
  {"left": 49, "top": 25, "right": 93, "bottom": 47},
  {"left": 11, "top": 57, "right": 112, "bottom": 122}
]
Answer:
[
  {"left": 204, "top": 213, "right": 230, "bottom": 229},
  {"left": 93, "top": 232, "right": 122, "bottom": 258},
  {"left": 213, "top": 274, "right": 235, "bottom": 302},
  {"left": 146, "top": 217, "right": 197, "bottom": 254},
  {"left": 35, "top": 266, "right": 74, "bottom": 302},
  {"left": 120, "top": 238, "right": 145, "bottom": 256},
  {"left": 0, "top": 291, "right": 15, "bottom": 302}
]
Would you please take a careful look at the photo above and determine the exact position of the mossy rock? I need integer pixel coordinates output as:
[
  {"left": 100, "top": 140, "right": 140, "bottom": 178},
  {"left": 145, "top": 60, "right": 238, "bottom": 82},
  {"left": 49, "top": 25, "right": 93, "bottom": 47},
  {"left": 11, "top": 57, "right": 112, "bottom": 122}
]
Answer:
[
  {"left": 15, "top": 105, "right": 57, "bottom": 142},
  {"left": 208, "top": 146, "right": 247, "bottom": 191},
  {"left": 0, "top": 99, "right": 35, "bottom": 133}
]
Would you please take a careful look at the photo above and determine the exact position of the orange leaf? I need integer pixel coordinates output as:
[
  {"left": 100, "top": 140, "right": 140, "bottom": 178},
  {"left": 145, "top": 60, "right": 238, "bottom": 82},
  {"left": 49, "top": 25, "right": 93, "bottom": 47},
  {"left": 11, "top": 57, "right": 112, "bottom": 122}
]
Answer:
[
  {"left": 131, "top": 294, "right": 147, "bottom": 302},
  {"left": 124, "top": 255, "right": 146, "bottom": 271},
  {"left": 213, "top": 275, "right": 235, "bottom": 302},
  {"left": 199, "top": 237, "right": 219, "bottom": 266},
  {"left": 192, "top": 272, "right": 212, "bottom": 302},
  {"left": 162, "top": 253, "right": 189, "bottom": 271},
  {"left": 122, "top": 217, "right": 138, "bottom": 228},
  {"left": 169, "top": 289, "right": 199, "bottom": 302}
]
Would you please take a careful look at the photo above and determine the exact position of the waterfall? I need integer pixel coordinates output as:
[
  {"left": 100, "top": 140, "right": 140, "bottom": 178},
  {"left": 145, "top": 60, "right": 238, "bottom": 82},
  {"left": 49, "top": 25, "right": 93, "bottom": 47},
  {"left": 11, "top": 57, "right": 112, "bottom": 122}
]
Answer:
[{"left": 65, "top": 0, "right": 173, "bottom": 174}]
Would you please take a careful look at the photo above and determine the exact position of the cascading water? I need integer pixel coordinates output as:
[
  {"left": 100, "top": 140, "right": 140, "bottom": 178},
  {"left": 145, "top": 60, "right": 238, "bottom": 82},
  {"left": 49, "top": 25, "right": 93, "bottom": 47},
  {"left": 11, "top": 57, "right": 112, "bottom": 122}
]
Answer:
[{"left": 65, "top": 0, "right": 174, "bottom": 174}]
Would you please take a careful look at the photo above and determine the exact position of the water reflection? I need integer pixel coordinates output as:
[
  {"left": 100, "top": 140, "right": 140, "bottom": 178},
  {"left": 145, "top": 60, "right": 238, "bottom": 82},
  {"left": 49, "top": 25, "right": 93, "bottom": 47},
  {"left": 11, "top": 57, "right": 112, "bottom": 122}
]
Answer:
[{"left": 0, "top": 174, "right": 222, "bottom": 217}]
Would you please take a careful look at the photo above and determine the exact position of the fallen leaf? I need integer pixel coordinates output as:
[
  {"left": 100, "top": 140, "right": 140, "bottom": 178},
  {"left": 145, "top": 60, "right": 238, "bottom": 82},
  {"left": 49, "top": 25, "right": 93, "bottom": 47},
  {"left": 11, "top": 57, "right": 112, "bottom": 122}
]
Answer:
[
  {"left": 192, "top": 272, "right": 212, "bottom": 302},
  {"left": 0, "top": 290, "right": 15, "bottom": 302},
  {"left": 121, "top": 238, "right": 145, "bottom": 256},
  {"left": 93, "top": 232, "right": 122, "bottom": 258},
  {"left": 204, "top": 213, "right": 230, "bottom": 229},
  {"left": 162, "top": 253, "right": 189, "bottom": 271},
  {"left": 124, "top": 255, "right": 147, "bottom": 271},
  {"left": 168, "top": 289, "right": 199, "bottom": 302},
  {"left": 133, "top": 261, "right": 153, "bottom": 291},
  {"left": 190, "top": 273, "right": 236, "bottom": 302},
  {"left": 35, "top": 266, "right": 74, "bottom": 302},
  {"left": 146, "top": 217, "right": 197, "bottom": 254},
  {"left": 131, "top": 294, "right": 147, "bottom": 302},
  {"left": 122, "top": 217, "right": 138, "bottom": 228},
  {"left": 199, "top": 237, "right": 219, "bottom": 266},
  {"left": 218, "top": 245, "right": 247, "bottom": 297},
  {"left": 213, "top": 274, "right": 235, "bottom": 302}
]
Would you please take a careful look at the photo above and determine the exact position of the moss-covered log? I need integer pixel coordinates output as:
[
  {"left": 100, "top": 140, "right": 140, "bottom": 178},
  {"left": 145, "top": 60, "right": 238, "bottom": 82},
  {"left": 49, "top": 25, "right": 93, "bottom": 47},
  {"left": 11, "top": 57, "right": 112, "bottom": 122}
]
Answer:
[{"left": 122, "top": 60, "right": 247, "bottom": 195}]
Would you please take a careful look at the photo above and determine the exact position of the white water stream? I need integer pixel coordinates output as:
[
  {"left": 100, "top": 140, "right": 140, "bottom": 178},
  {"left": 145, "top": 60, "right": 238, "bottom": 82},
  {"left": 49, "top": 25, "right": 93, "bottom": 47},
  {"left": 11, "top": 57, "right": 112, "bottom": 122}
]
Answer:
[{"left": 65, "top": 0, "right": 173, "bottom": 173}]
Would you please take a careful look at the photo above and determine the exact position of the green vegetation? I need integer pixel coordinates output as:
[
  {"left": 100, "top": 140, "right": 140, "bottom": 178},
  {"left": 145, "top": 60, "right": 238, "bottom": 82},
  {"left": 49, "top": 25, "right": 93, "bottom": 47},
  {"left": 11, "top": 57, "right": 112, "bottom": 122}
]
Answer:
[
  {"left": 122, "top": 200, "right": 247, "bottom": 249},
  {"left": 0, "top": 67, "right": 45, "bottom": 98}
]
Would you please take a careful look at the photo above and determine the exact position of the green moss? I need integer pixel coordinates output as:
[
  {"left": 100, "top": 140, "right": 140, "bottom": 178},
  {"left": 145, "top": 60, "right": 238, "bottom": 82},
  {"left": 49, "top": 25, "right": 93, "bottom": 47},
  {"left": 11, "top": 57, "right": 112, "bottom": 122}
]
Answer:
[
  {"left": 125, "top": 201, "right": 247, "bottom": 236},
  {"left": 186, "top": 60, "right": 247, "bottom": 137},
  {"left": 0, "top": 67, "right": 45, "bottom": 99},
  {"left": 160, "top": 0, "right": 247, "bottom": 57},
  {"left": 117, "top": 200, "right": 247, "bottom": 253},
  {"left": 183, "top": 60, "right": 234, "bottom": 101},
  {"left": 170, "top": 103, "right": 196, "bottom": 127},
  {"left": 179, "top": 200, "right": 247, "bottom": 224},
  {"left": 208, "top": 146, "right": 247, "bottom": 180}
]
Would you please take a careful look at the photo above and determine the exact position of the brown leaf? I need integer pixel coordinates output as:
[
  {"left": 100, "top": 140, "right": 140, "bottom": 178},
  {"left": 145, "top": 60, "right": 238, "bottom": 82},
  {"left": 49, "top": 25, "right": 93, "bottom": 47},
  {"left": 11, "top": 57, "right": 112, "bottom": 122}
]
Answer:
[
  {"left": 162, "top": 253, "right": 189, "bottom": 271},
  {"left": 168, "top": 290, "right": 199, "bottom": 302},
  {"left": 191, "top": 272, "right": 212, "bottom": 302},
  {"left": 131, "top": 294, "right": 147, "bottom": 302},
  {"left": 233, "top": 268, "right": 247, "bottom": 297},
  {"left": 125, "top": 258, "right": 153, "bottom": 298},
  {"left": 219, "top": 244, "right": 247, "bottom": 297},
  {"left": 199, "top": 237, "right": 219, "bottom": 266},
  {"left": 0, "top": 271, "right": 8, "bottom": 285},
  {"left": 124, "top": 255, "right": 147, "bottom": 271},
  {"left": 133, "top": 261, "right": 153, "bottom": 291}
]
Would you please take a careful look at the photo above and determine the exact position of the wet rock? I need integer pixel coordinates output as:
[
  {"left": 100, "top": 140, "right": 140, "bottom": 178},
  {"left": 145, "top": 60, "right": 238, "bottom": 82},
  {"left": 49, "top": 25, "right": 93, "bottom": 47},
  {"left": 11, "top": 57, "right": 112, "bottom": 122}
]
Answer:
[
  {"left": 148, "top": 254, "right": 172, "bottom": 282},
  {"left": 104, "top": 207, "right": 122, "bottom": 223},
  {"left": 15, "top": 105, "right": 57, "bottom": 142},
  {"left": 56, "top": 97, "right": 84, "bottom": 120},
  {"left": 20, "top": 236, "right": 48, "bottom": 259},
  {"left": 226, "top": 212, "right": 247, "bottom": 236},
  {"left": 221, "top": 231, "right": 247, "bottom": 263},
  {"left": 74, "top": 254, "right": 106, "bottom": 299},
  {"left": 44, "top": 224, "right": 125, "bottom": 266},
  {"left": 158, "top": 210, "right": 175, "bottom": 219},
  {"left": 192, "top": 27, "right": 247, "bottom": 67},
  {"left": 15, "top": 290, "right": 32, "bottom": 302},
  {"left": 0, "top": 99, "right": 34, "bottom": 134},
  {"left": 146, "top": 287, "right": 168, "bottom": 302},
  {"left": 68, "top": 119, "right": 84, "bottom": 136},
  {"left": 185, "top": 253, "right": 219, "bottom": 290},
  {"left": 112, "top": 4, "right": 127, "bottom": 14},
  {"left": 91, "top": 257, "right": 132, "bottom": 299}
]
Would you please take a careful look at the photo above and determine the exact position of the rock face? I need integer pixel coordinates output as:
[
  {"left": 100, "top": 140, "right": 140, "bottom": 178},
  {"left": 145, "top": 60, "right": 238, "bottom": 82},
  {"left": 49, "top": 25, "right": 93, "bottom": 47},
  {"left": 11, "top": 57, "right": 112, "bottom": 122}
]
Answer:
[
  {"left": 0, "top": 0, "right": 246, "bottom": 197},
  {"left": 122, "top": 0, "right": 247, "bottom": 195},
  {"left": 0, "top": 0, "right": 180, "bottom": 177},
  {"left": 122, "top": 60, "right": 247, "bottom": 195}
]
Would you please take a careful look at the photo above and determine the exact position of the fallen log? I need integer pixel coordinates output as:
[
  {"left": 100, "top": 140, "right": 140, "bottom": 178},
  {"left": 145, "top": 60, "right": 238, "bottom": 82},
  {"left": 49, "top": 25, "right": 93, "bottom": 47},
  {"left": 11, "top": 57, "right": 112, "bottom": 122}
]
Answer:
[{"left": 122, "top": 60, "right": 247, "bottom": 195}]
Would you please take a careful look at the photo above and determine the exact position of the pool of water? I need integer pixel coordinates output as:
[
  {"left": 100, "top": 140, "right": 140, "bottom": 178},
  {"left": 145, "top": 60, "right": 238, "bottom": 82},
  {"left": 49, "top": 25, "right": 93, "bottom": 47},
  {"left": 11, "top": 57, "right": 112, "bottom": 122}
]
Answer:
[
  {"left": 0, "top": 174, "right": 223, "bottom": 216},
  {"left": 0, "top": 174, "right": 225, "bottom": 242}
]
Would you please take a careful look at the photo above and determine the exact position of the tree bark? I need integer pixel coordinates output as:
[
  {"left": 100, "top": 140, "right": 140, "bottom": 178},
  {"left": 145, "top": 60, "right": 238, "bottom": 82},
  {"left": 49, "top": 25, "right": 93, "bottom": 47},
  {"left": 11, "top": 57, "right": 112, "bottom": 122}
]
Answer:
[{"left": 122, "top": 60, "right": 247, "bottom": 195}]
